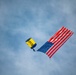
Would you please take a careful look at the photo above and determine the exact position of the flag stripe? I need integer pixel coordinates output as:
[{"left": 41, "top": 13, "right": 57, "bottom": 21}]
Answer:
[
  {"left": 51, "top": 27, "right": 66, "bottom": 43},
  {"left": 47, "top": 28, "right": 70, "bottom": 56},
  {"left": 49, "top": 31, "right": 73, "bottom": 58},
  {"left": 49, "top": 32, "right": 73, "bottom": 58},
  {"left": 48, "top": 26, "right": 65, "bottom": 43},
  {"left": 46, "top": 27, "right": 67, "bottom": 55},
  {"left": 46, "top": 27, "right": 66, "bottom": 54}
]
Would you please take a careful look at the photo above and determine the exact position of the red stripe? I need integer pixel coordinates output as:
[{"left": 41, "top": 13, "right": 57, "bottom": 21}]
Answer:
[
  {"left": 46, "top": 27, "right": 67, "bottom": 55},
  {"left": 49, "top": 32, "right": 73, "bottom": 58},
  {"left": 46, "top": 27, "right": 66, "bottom": 54},
  {"left": 49, "top": 31, "right": 73, "bottom": 58},
  {"left": 51, "top": 27, "right": 67, "bottom": 43},
  {"left": 47, "top": 29, "right": 70, "bottom": 57},
  {"left": 48, "top": 26, "right": 64, "bottom": 42},
  {"left": 49, "top": 31, "right": 72, "bottom": 58}
]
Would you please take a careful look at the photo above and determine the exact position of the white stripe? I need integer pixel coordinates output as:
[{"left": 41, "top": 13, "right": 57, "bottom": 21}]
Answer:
[
  {"left": 47, "top": 29, "right": 70, "bottom": 57},
  {"left": 49, "top": 31, "right": 73, "bottom": 58},
  {"left": 46, "top": 27, "right": 66, "bottom": 54},
  {"left": 46, "top": 28, "right": 68, "bottom": 55},
  {"left": 48, "top": 27, "right": 64, "bottom": 42},
  {"left": 47, "top": 29, "right": 70, "bottom": 56}
]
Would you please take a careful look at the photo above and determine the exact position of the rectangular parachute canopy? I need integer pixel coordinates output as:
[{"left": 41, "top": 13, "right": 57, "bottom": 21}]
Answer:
[
  {"left": 26, "top": 38, "right": 37, "bottom": 49},
  {"left": 37, "top": 26, "right": 74, "bottom": 58}
]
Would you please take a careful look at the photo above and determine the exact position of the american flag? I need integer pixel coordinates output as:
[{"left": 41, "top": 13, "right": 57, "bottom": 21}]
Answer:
[{"left": 38, "top": 26, "right": 73, "bottom": 58}]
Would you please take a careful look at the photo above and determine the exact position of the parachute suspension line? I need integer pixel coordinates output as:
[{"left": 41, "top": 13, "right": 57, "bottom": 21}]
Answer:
[{"left": 32, "top": 48, "right": 35, "bottom": 51}]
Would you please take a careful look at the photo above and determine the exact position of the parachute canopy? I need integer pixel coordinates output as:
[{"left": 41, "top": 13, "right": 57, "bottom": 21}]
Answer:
[{"left": 26, "top": 38, "right": 37, "bottom": 49}]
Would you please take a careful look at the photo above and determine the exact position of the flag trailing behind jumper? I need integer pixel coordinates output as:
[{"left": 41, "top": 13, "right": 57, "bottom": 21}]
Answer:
[{"left": 37, "top": 26, "right": 74, "bottom": 58}]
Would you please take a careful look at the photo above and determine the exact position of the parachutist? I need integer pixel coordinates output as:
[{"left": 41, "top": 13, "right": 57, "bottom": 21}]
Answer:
[{"left": 33, "top": 49, "right": 35, "bottom": 51}]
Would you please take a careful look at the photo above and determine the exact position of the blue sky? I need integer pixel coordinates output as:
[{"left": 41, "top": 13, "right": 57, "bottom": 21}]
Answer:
[{"left": 0, "top": 0, "right": 76, "bottom": 75}]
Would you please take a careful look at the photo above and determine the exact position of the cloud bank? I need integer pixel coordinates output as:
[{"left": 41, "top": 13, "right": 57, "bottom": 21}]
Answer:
[{"left": 0, "top": 0, "right": 76, "bottom": 75}]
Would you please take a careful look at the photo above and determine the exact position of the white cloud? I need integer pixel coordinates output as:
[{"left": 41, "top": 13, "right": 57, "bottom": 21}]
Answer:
[{"left": 0, "top": 0, "right": 76, "bottom": 75}]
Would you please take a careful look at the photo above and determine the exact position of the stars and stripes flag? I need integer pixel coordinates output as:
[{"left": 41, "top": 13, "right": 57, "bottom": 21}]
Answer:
[{"left": 37, "top": 26, "right": 74, "bottom": 58}]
